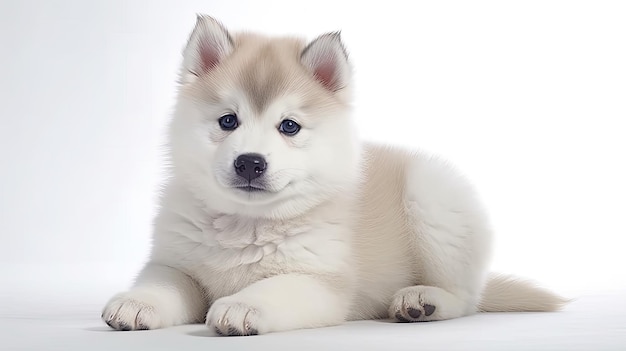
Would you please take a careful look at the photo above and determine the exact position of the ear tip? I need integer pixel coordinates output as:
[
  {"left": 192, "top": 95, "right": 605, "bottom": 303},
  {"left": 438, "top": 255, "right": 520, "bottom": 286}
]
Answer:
[
  {"left": 326, "top": 31, "right": 348, "bottom": 58},
  {"left": 321, "top": 31, "right": 343, "bottom": 42},
  {"left": 195, "top": 14, "right": 221, "bottom": 26},
  {"left": 310, "top": 31, "right": 346, "bottom": 51},
  {"left": 192, "top": 15, "right": 233, "bottom": 41},
  {"left": 305, "top": 31, "right": 347, "bottom": 62}
]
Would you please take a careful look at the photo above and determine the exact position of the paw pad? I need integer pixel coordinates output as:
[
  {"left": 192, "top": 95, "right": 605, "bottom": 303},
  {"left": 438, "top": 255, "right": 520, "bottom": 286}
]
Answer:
[
  {"left": 423, "top": 304, "right": 436, "bottom": 316},
  {"left": 393, "top": 300, "right": 437, "bottom": 323}
]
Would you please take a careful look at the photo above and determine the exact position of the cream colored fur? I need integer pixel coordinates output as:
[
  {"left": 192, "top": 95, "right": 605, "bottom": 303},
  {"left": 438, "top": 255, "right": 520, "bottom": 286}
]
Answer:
[{"left": 102, "top": 15, "right": 566, "bottom": 335}]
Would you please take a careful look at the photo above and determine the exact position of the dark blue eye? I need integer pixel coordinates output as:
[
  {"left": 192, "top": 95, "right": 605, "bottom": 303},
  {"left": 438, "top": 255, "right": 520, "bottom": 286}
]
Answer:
[
  {"left": 219, "top": 114, "right": 239, "bottom": 131},
  {"left": 279, "top": 119, "right": 301, "bottom": 136}
]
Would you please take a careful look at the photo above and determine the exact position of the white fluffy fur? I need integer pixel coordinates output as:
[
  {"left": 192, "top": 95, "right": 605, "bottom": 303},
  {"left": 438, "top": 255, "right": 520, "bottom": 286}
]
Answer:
[{"left": 102, "top": 15, "right": 567, "bottom": 335}]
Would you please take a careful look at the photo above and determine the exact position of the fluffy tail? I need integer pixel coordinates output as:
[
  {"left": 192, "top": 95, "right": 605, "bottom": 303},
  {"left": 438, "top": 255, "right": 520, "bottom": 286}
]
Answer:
[{"left": 478, "top": 273, "right": 570, "bottom": 312}]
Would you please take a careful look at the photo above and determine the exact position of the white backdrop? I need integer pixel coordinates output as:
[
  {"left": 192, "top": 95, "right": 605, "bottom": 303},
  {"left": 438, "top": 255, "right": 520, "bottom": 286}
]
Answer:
[{"left": 1, "top": 0, "right": 625, "bottom": 296}]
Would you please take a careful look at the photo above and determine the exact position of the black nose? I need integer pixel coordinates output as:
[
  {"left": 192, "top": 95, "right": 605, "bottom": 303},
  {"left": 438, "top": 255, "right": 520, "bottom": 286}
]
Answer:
[{"left": 234, "top": 153, "right": 267, "bottom": 180}]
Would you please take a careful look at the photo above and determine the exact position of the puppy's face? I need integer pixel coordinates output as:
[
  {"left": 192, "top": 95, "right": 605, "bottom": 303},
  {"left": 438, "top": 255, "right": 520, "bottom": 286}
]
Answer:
[{"left": 169, "top": 17, "right": 359, "bottom": 218}]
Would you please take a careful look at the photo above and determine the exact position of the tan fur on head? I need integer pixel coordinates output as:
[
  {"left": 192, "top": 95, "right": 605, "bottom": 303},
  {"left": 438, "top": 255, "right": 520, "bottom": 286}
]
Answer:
[{"left": 180, "top": 16, "right": 352, "bottom": 112}]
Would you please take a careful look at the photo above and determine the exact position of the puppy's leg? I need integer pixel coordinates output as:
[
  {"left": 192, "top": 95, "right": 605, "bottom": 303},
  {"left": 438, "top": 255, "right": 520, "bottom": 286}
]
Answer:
[
  {"left": 102, "top": 263, "right": 206, "bottom": 330},
  {"left": 390, "top": 155, "right": 492, "bottom": 322},
  {"left": 206, "top": 274, "right": 348, "bottom": 336}
]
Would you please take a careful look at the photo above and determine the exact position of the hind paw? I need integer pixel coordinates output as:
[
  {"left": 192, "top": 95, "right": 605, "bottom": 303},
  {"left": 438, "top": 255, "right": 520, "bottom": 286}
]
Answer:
[
  {"left": 393, "top": 302, "right": 436, "bottom": 322},
  {"left": 391, "top": 293, "right": 436, "bottom": 322},
  {"left": 390, "top": 285, "right": 466, "bottom": 322}
]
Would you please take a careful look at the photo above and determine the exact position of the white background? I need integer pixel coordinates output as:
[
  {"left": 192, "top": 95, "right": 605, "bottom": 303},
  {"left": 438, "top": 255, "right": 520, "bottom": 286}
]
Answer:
[{"left": 1, "top": 0, "right": 625, "bottom": 300}]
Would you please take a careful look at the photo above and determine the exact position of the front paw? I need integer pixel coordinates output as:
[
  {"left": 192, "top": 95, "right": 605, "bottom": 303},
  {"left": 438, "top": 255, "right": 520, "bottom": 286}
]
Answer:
[
  {"left": 206, "top": 298, "right": 262, "bottom": 336},
  {"left": 102, "top": 291, "right": 166, "bottom": 331}
]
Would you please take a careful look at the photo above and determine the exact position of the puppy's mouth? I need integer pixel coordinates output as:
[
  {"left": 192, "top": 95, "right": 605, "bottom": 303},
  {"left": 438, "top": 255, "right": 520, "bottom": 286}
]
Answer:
[
  {"left": 225, "top": 176, "right": 290, "bottom": 196},
  {"left": 234, "top": 184, "right": 268, "bottom": 193},
  {"left": 229, "top": 179, "right": 274, "bottom": 194}
]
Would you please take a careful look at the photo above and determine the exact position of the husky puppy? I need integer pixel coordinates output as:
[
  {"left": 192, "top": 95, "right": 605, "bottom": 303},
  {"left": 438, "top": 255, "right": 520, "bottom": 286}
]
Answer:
[{"left": 102, "top": 15, "right": 566, "bottom": 335}]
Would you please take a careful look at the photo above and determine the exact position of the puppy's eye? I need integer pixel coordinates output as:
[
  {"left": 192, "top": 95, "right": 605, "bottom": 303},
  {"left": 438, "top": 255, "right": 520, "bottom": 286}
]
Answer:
[
  {"left": 218, "top": 114, "right": 239, "bottom": 131},
  {"left": 278, "top": 119, "right": 301, "bottom": 136}
]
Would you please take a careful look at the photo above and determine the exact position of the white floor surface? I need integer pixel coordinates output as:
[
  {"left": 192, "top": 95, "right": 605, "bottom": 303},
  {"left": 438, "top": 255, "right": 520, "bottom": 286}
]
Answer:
[{"left": 2, "top": 264, "right": 625, "bottom": 351}]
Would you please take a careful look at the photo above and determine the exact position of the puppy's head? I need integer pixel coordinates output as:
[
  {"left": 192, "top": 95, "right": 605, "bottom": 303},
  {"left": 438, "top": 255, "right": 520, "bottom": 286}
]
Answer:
[{"left": 169, "top": 15, "right": 359, "bottom": 219}]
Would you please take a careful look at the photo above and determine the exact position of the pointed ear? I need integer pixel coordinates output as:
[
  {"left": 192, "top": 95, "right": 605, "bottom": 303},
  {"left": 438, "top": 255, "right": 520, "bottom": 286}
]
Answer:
[
  {"left": 181, "top": 15, "right": 233, "bottom": 81},
  {"left": 300, "top": 32, "right": 351, "bottom": 91}
]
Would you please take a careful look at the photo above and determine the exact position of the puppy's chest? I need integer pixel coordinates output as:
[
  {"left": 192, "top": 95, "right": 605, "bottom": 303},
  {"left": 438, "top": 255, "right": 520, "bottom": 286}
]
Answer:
[
  {"left": 190, "top": 214, "right": 313, "bottom": 269},
  {"left": 176, "top": 213, "right": 351, "bottom": 299},
  {"left": 211, "top": 214, "right": 310, "bottom": 248}
]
